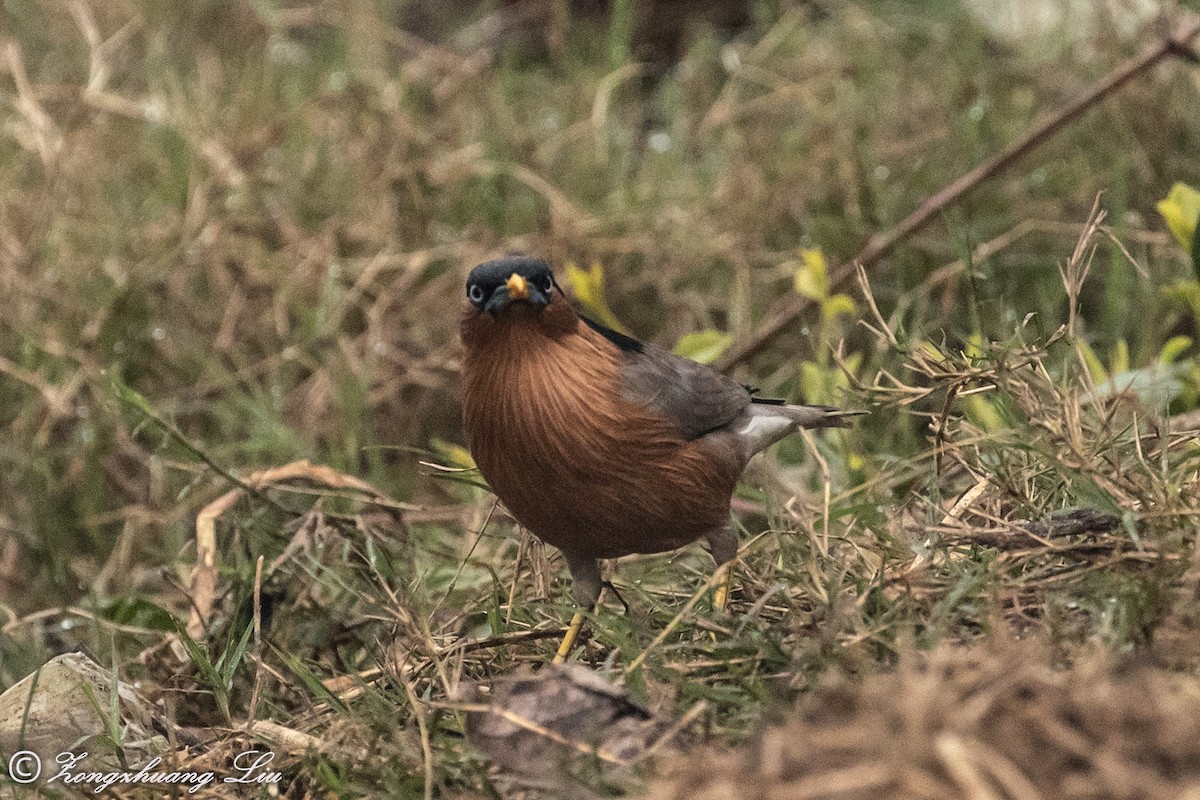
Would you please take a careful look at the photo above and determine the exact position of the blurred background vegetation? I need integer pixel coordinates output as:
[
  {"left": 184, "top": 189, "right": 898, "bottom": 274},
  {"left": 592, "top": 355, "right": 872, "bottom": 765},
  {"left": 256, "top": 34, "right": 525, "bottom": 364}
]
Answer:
[{"left": 3, "top": 0, "right": 1200, "bottom": 795}]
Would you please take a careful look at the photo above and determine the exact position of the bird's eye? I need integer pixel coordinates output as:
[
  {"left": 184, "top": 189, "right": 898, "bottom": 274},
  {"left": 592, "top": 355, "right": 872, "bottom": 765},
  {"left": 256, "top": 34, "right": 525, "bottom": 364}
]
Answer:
[
  {"left": 540, "top": 274, "right": 553, "bottom": 293},
  {"left": 468, "top": 284, "right": 485, "bottom": 304}
]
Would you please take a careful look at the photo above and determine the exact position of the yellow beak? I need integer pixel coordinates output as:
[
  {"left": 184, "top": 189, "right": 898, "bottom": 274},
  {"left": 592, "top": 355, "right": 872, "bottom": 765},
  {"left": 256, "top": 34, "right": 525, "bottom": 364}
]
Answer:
[{"left": 506, "top": 273, "right": 529, "bottom": 300}]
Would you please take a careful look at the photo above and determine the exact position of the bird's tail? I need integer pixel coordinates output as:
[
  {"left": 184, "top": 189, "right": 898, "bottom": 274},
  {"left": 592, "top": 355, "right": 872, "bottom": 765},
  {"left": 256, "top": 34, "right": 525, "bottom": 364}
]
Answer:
[
  {"left": 736, "top": 402, "right": 864, "bottom": 458},
  {"left": 774, "top": 403, "right": 866, "bottom": 429}
]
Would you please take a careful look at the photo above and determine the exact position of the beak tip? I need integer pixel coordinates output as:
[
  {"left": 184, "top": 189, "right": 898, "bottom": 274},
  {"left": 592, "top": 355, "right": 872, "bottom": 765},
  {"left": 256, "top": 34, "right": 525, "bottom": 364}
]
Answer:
[{"left": 506, "top": 273, "right": 530, "bottom": 301}]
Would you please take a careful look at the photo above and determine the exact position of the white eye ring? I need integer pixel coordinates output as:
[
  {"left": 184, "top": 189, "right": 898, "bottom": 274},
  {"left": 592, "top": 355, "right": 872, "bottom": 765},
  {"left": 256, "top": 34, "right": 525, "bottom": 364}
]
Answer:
[
  {"left": 540, "top": 275, "right": 553, "bottom": 293},
  {"left": 468, "top": 284, "right": 485, "bottom": 304}
]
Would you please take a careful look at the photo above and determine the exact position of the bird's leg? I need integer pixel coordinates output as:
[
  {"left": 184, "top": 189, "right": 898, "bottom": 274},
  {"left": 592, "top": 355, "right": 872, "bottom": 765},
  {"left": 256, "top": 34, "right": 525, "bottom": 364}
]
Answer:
[
  {"left": 705, "top": 526, "right": 738, "bottom": 612},
  {"left": 554, "top": 551, "right": 602, "bottom": 663},
  {"left": 554, "top": 612, "right": 587, "bottom": 664},
  {"left": 712, "top": 574, "right": 730, "bottom": 613},
  {"left": 601, "top": 580, "right": 630, "bottom": 614}
]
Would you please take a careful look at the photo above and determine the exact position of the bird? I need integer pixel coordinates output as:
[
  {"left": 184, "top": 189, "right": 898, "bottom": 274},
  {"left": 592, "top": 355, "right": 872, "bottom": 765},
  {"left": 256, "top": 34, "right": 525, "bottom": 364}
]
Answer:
[{"left": 460, "top": 255, "right": 859, "bottom": 661}]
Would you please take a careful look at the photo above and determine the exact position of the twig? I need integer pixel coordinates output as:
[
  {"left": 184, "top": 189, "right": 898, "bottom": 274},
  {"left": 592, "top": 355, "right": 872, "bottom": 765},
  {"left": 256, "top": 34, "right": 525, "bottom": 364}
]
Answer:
[
  {"left": 245, "top": 718, "right": 369, "bottom": 761},
  {"left": 799, "top": 427, "right": 833, "bottom": 559},
  {"left": 715, "top": 17, "right": 1200, "bottom": 373},
  {"left": 246, "top": 555, "right": 265, "bottom": 729},
  {"left": 854, "top": 262, "right": 899, "bottom": 348},
  {"left": 402, "top": 679, "right": 435, "bottom": 800},
  {"left": 450, "top": 628, "right": 566, "bottom": 653},
  {"left": 505, "top": 531, "right": 530, "bottom": 626}
]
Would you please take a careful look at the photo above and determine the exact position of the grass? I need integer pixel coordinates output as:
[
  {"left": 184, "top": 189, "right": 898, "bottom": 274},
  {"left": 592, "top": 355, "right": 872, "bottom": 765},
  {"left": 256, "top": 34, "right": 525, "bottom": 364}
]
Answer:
[{"left": 3, "top": 0, "right": 1200, "bottom": 797}]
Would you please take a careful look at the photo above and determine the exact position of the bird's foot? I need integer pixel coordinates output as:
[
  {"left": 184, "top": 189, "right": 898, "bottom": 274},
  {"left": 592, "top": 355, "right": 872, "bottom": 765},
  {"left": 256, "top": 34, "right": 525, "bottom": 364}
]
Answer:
[
  {"left": 553, "top": 582, "right": 633, "bottom": 663},
  {"left": 553, "top": 610, "right": 587, "bottom": 664},
  {"left": 712, "top": 569, "right": 730, "bottom": 613}
]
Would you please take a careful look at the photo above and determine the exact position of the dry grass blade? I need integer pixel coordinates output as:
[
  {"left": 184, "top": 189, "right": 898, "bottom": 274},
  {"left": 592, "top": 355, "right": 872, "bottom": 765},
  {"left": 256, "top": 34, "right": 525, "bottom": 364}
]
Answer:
[
  {"left": 183, "top": 459, "right": 399, "bottom": 646},
  {"left": 5, "top": 4, "right": 1200, "bottom": 797},
  {"left": 1059, "top": 196, "right": 1106, "bottom": 339},
  {"left": 645, "top": 641, "right": 1200, "bottom": 800}
]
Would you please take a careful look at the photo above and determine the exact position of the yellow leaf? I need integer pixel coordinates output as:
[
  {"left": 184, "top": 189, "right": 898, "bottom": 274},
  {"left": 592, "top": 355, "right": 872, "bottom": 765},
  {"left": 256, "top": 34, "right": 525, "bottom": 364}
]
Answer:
[
  {"left": 1159, "top": 335, "right": 1192, "bottom": 364},
  {"left": 964, "top": 395, "right": 1004, "bottom": 432},
  {"left": 845, "top": 351, "right": 862, "bottom": 373},
  {"left": 798, "top": 361, "right": 830, "bottom": 406},
  {"left": 1109, "top": 338, "right": 1129, "bottom": 376},
  {"left": 793, "top": 248, "right": 829, "bottom": 300},
  {"left": 430, "top": 437, "right": 476, "bottom": 469},
  {"left": 963, "top": 333, "right": 985, "bottom": 361},
  {"left": 673, "top": 330, "right": 733, "bottom": 364},
  {"left": 1157, "top": 182, "right": 1200, "bottom": 250},
  {"left": 1076, "top": 338, "right": 1108, "bottom": 383},
  {"left": 822, "top": 293, "right": 858, "bottom": 320},
  {"left": 832, "top": 352, "right": 863, "bottom": 392},
  {"left": 916, "top": 340, "right": 944, "bottom": 362},
  {"left": 564, "top": 261, "right": 632, "bottom": 335}
]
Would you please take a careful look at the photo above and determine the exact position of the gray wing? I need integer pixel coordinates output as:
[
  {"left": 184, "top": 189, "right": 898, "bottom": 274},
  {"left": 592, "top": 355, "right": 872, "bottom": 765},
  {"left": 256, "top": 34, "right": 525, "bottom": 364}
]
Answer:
[
  {"left": 618, "top": 342, "right": 752, "bottom": 440},
  {"left": 584, "top": 316, "right": 859, "bottom": 443}
]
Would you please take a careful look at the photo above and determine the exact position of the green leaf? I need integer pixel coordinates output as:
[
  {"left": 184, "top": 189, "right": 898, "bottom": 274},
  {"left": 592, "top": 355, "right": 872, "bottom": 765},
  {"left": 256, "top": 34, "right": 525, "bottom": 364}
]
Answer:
[
  {"left": 271, "top": 644, "right": 348, "bottom": 713},
  {"left": 793, "top": 248, "right": 829, "bottom": 300},
  {"left": 111, "top": 374, "right": 154, "bottom": 415},
  {"left": 1156, "top": 182, "right": 1200, "bottom": 255},
  {"left": 1163, "top": 280, "right": 1200, "bottom": 321},
  {"left": 564, "top": 261, "right": 632, "bottom": 335},
  {"left": 673, "top": 329, "right": 733, "bottom": 364},
  {"left": 215, "top": 622, "right": 255, "bottom": 689},
  {"left": 172, "top": 621, "right": 222, "bottom": 693},
  {"left": 102, "top": 595, "right": 178, "bottom": 631}
]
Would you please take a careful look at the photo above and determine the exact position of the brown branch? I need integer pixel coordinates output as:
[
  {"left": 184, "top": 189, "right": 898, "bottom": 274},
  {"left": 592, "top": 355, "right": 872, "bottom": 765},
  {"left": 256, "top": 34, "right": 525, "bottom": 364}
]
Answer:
[
  {"left": 944, "top": 508, "right": 1123, "bottom": 550},
  {"left": 716, "top": 17, "right": 1200, "bottom": 373}
]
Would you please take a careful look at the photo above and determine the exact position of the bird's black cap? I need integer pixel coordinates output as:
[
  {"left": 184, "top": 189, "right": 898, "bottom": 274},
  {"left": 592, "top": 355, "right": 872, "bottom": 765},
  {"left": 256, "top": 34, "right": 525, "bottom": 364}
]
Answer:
[
  {"left": 467, "top": 255, "right": 556, "bottom": 313},
  {"left": 467, "top": 256, "right": 553, "bottom": 294}
]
